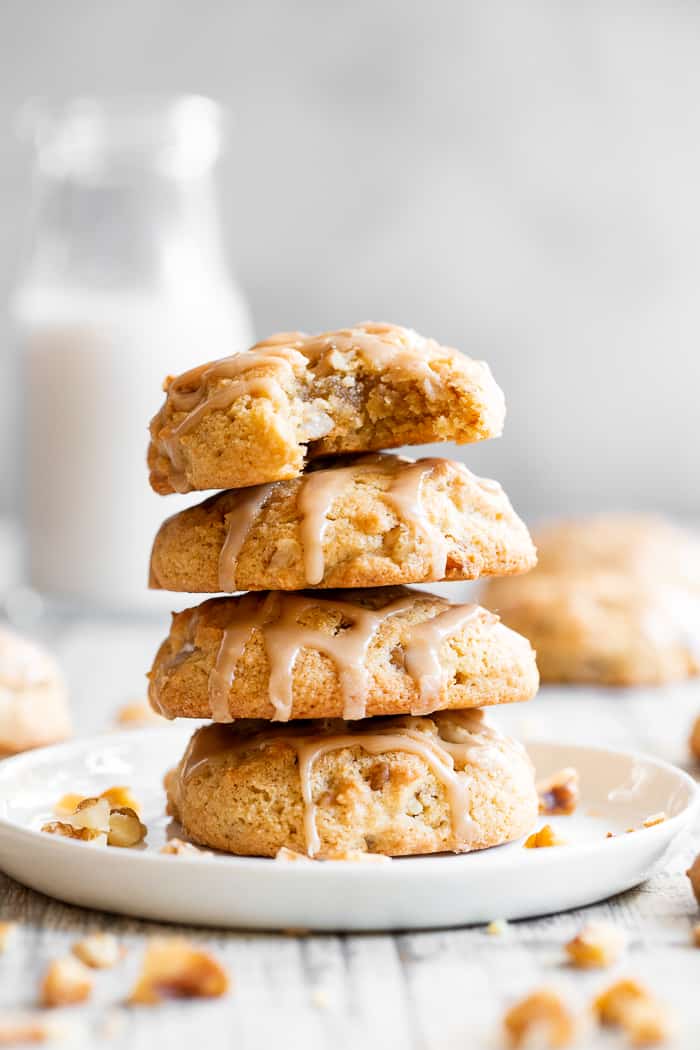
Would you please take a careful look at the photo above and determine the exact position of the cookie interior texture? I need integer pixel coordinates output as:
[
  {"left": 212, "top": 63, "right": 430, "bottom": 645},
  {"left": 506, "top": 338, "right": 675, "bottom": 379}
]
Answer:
[
  {"left": 148, "top": 587, "right": 539, "bottom": 722},
  {"left": 165, "top": 710, "right": 538, "bottom": 859},
  {"left": 149, "top": 453, "right": 536, "bottom": 593},
  {"left": 148, "top": 323, "right": 506, "bottom": 494}
]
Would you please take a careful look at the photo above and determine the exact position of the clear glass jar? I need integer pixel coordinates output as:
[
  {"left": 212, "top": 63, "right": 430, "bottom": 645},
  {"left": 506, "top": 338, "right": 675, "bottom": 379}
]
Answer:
[{"left": 13, "top": 96, "right": 253, "bottom": 612}]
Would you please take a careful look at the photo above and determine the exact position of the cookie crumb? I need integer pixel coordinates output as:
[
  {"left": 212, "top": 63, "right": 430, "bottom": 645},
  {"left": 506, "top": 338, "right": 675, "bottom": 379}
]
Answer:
[
  {"left": 115, "top": 701, "right": 164, "bottom": 727},
  {"left": 128, "top": 938, "right": 229, "bottom": 1004},
  {"left": 503, "top": 987, "right": 576, "bottom": 1047},
  {"left": 537, "top": 768, "right": 580, "bottom": 816},
  {"left": 275, "top": 847, "right": 311, "bottom": 863},
  {"left": 40, "top": 956, "right": 93, "bottom": 1007},
  {"left": 565, "top": 922, "right": 626, "bottom": 969},
  {"left": 641, "top": 812, "right": 666, "bottom": 829},
  {"left": 691, "top": 923, "right": 700, "bottom": 947},
  {"left": 0, "top": 1012, "right": 77, "bottom": 1044},
  {"left": 486, "top": 918, "right": 509, "bottom": 936},
  {"left": 160, "top": 838, "right": 212, "bottom": 857},
  {"left": 72, "top": 932, "right": 125, "bottom": 970},
  {"left": 524, "top": 825, "right": 567, "bottom": 849}
]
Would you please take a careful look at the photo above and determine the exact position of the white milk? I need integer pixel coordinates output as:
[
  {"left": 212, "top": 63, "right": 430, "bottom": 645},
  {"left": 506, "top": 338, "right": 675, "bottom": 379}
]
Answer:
[{"left": 16, "top": 287, "right": 252, "bottom": 611}]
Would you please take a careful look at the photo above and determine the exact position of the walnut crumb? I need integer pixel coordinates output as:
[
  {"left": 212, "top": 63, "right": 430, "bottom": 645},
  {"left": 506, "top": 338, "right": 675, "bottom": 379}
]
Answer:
[
  {"left": 537, "top": 767, "right": 580, "bottom": 816},
  {"left": 160, "top": 838, "right": 212, "bottom": 857},
  {"left": 565, "top": 922, "right": 626, "bottom": 969},
  {"left": 0, "top": 922, "right": 17, "bottom": 954},
  {"left": 486, "top": 919, "right": 509, "bottom": 936},
  {"left": 128, "top": 938, "right": 229, "bottom": 1004},
  {"left": 593, "top": 978, "right": 672, "bottom": 1045},
  {"left": 0, "top": 1013, "right": 77, "bottom": 1044},
  {"left": 641, "top": 812, "right": 666, "bottom": 828},
  {"left": 40, "top": 956, "right": 93, "bottom": 1007},
  {"left": 72, "top": 932, "right": 125, "bottom": 970},
  {"left": 524, "top": 825, "right": 567, "bottom": 849},
  {"left": 503, "top": 987, "right": 576, "bottom": 1048}
]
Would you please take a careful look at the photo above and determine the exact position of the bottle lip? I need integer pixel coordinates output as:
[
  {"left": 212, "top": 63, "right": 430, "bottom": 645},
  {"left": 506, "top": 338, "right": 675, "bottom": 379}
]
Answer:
[{"left": 18, "top": 94, "right": 225, "bottom": 179}]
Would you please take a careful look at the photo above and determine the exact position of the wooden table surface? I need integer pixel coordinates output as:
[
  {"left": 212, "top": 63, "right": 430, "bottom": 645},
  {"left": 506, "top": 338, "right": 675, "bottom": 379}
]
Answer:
[{"left": 2, "top": 615, "right": 700, "bottom": 1049}]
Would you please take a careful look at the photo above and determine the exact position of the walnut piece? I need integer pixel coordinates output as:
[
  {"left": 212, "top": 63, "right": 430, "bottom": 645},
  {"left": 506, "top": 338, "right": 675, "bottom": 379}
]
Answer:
[
  {"left": 107, "top": 807, "right": 147, "bottom": 848},
  {"left": 536, "top": 767, "right": 580, "bottom": 816},
  {"left": 40, "top": 822, "right": 107, "bottom": 846},
  {"left": 565, "top": 922, "right": 626, "bottom": 969},
  {"left": 503, "top": 987, "right": 576, "bottom": 1048},
  {"left": 686, "top": 853, "right": 700, "bottom": 904},
  {"left": 53, "top": 794, "right": 84, "bottom": 818},
  {"left": 99, "top": 786, "right": 141, "bottom": 814},
  {"left": 593, "top": 978, "right": 672, "bottom": 1045},
  {"left": 70, "top": 797, "right": 111, "bottom": 834},
  {"left": 127, "top": 938, "right": 229, "bottom": 1004},
  {"left": 40, "top": 956, "right": 93, "bottom": 1007},
  {"left": 0, "top": 923, "right": 17, "bottom": 954},
  {"left": 72, "top": 933, "right": 124, "bottom": 970},
  {"left": 689, "top": 713, "right": 700, "bottom": 762},
  {"left": 524, "top": 825, "right": 567, "bottom": 849}
]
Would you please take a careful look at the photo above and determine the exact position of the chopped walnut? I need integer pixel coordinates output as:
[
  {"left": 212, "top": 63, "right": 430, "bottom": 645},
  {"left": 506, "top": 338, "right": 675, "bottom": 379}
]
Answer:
[
  {"left": 70, "top": 797, "right": 111, "bottom": 834},
  {"left": 524, "top": 825, "right": 567, "bottom": 849},
  {"left": 127, "top": 938, "right": 229, "bottom": 1004},
  {"left": 115, "top": 700, "right": 165, "bottom": 727},
  {"left": 160, "top": 838, "right": 212, "bottom": 857},
  {"left": 503, "top": 987, "right": 576, "bottom": 1048},
  {"left": 537, "top": 768, "right": 580, "bottom": 816},
  {"left": 107, "top": 807, "right": 147, "bottom": 848},
  {"left": 72, "top": 932, "right": 125, "bottom": 970},
  {"left": 40, "top": 822, "right": 107, "bottom": 846},
  {"left": 100, "top": 786, "right": 141, "bottom": 814},
  {"left": 689, "top": 713, "right": 700, "bottom": 762},
  {"left": 0, "top": 1013, "right": 76, "bottom": 1044},
  {"left": 686, "top": 853, "right": 700, "bottom": 904},
  {"left": 565, "top": 922, "right": 626, "bottom": 969},
  {"left": 0, "top": 923, "right": 17, "bottom": 954},
  {"left": 40, "top": 956, "right": 93, "bottom": 1007},
  {"left": 53, "top": 793, "right": 84, "bottom": 818},
  {"left": 593, "top": 978, "right": 671, "bottom": 1045}
]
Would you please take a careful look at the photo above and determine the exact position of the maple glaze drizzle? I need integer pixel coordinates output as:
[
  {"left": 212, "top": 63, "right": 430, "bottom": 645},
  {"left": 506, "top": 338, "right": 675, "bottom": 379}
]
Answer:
[
  {"left": 216, "top": 454, "right": 503, "bottom": 591},
  {"left": 178, "top": 710, "right": 507, "bottom": 856},
  {"left": 152, "top": 324, "right": 452, "bottom": 491},
  {"left": 206, "top": 592, "right": 484, "bottom": 723}
]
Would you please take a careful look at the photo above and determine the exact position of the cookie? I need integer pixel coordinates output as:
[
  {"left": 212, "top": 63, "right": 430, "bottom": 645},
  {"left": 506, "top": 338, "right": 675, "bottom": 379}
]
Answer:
[
  {"left": 149, "top": 453, "right": 536, "bottom": 593},
  {"left": 164, "top": 709, "right": 538, "bottom": 858},
  {"left": 532, "top": 514, "right": 700, "bottom": 586},
  {"left": 148, "top": 322, "right": 505, "bottom": 494},
  {"left": 482, "top": 571, "right": 700, "bottom": 685},
  {"left": 0, "top": 627, "right": 72, "bottom": 755},
  {"left": 148, "top": 587, "right": 539, "bottom": 722}
]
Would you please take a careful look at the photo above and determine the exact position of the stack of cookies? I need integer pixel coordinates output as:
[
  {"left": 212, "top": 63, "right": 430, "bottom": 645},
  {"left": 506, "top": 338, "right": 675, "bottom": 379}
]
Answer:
[{"left": 146, "top": 323, "right": 541, "bottom": 860}]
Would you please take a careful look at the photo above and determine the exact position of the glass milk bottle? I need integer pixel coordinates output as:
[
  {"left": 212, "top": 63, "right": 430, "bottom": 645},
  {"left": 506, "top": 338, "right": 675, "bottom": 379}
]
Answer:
[{"left": 13, "top": 97, "right": 253, "bottom": 612}]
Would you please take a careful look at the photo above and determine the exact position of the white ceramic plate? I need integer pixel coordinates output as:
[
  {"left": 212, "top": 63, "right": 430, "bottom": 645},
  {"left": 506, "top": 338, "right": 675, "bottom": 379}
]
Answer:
[{"left": 0, "top": 728, "right": 696, "bottom": 931}]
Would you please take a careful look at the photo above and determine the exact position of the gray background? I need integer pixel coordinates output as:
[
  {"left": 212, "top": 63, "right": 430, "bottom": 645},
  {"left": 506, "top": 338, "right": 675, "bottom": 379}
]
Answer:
[{"left": 1, "top": 0, "right": 698, "bottom": 522}]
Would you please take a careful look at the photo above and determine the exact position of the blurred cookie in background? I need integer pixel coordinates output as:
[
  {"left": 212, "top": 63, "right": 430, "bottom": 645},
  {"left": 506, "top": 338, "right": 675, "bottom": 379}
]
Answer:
[
  {"left": 482, "top": 515, "right": 700, "bottom": 686},
  {"left": 0, "top": 626, "right": 71, "bottom": 755}
]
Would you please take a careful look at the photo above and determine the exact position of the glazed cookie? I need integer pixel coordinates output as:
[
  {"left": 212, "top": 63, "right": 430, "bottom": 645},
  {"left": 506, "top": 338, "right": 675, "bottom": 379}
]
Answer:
[
  {"left": 164, "top": 710, "right": 538, "bottom": 858},
  {"left": 482, "top": 571, "right": 700, "bottom": 685},
  {"left": 149, "top": 454, "right": 536, "bottom": 593},
  {"left": 0, "top": 627, "right": 71, "bottom": 755},
  {"left": 532, "top": 513, "right": 700, "bottom": 587},
  {"left": 148, "top": 587, "right": 539, "bottom": 722},
  {"left": 148, "top": 322, "right": 505, "bottom": 494}
]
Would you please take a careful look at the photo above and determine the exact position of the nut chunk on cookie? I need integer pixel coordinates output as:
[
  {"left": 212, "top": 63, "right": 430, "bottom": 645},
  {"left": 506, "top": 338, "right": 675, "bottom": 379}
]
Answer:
[{"left": 148, "top": 322, "right": 506, "bottom": 494}]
